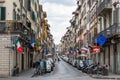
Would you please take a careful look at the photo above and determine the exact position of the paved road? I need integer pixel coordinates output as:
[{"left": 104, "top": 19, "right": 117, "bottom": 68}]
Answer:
[{"left": 0, "top": 60, "right": 114, "bottom": 80}]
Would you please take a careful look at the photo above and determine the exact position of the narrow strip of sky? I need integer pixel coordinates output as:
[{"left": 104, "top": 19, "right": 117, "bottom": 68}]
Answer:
[{"left": 40, "top": 0, "right": 76, "bottom": 44}]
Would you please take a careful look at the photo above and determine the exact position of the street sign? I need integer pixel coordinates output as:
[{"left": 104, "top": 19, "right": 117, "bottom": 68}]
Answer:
[
  {"left": 96, "top": 34, "right": 107, "bottom": 46},
  {"left": 93, "top": 46, "right": 100, "bottom": 53}
]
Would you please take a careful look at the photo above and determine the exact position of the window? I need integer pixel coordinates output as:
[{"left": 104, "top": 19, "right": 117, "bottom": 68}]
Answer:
[
  {"left": 99, "top": 18, "right": 102, "bottom": 32},
  {"left": 109, "top": 13, "right": 112, "bottom": 26},
  {"left": 13, "top": 9, "right": 16, "bottom": 20},
  {"left": 104, "top": 17, "right": 106, "bottom": 30},
  {"left": 17, "top": 14, "right": 20, "bottom": 20},
  {"left": 0, "top": 7, "right": 6, "bottom": 20},
  {"left": 35, "top": 3, "right": 37, "bottom": 11},
  {"left": 31, "top": 11, "right": 36, "bottom": 22},
  {"left": 27, "top": 0, "right": 31, "bottom": 11},
  {"left": 32, "top": 0, "right": 34, "bottom": 4},
  {"left": 27, "top": 22, "right": 31, "bottom": 28},
  {"left": 22, "top": 0, "right": 25, "bottom": 7}
]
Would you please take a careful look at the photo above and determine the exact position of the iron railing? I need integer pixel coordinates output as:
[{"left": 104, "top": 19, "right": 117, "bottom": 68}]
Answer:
[
  {"left": 97, "top": 0, "right": 112, "bottom": 16},
  {"left": 98, "top": 23, "right": 120, "bottom": 38},
  {"left": 92, "top": 23, "right": 120, "bottom": 43},
  {"left": 0, "top": 20, "right": 31, "bottom": 40}
]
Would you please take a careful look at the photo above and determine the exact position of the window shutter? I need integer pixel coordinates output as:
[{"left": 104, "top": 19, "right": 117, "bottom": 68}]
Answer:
[
  {"left": 28, "top": 0, "right": 31, "bottom": 11},
  {"left": 13, "top": 9, "right": 16, "bottom": 20},
  {"left": 17, "top": 14, "right": 20, "bottom": 20},
  {"left": 0, "top": 7, "right": 6, "bottom": 20}
]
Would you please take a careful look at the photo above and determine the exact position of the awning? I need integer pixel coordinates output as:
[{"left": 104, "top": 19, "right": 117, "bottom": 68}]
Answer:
[
  {"left": 77, "top": 54, "right": 87, "bottom": 57},
  {"left": 89, "top": 45, "right": 100, "bottom": 53}
]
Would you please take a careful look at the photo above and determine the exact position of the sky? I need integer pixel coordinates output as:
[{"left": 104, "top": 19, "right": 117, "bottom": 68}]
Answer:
[{"left": 40, "top": 0, "right": 77, "bottom": 44}]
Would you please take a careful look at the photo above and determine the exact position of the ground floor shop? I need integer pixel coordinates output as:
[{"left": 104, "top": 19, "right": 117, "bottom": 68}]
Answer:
[
  {"left": 91, "top": 42, "right": 120, "bottom": 74},
  {"left": 0, "top": 34, "right": 34, "bottom": 77}
]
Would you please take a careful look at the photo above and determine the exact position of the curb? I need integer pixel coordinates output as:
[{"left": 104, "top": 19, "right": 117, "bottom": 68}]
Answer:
[{"left": 90, "top": 75, "right": 120, "bottom": 79}]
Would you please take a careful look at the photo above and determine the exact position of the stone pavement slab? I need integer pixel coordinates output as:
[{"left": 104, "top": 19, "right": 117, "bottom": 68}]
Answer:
[{"left": 90, "top": 74, "right": 120, "bottom": 80}]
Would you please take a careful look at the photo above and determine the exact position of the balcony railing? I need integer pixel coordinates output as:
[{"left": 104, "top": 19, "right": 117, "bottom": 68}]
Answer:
[
  {"left": 92, "top": 23, "right": 120, "bottom": 43},
  {"left": 0, "top": 0, "right": 5, "bottom": 3},
  {"left": 92, "top": 23, "right": 120, "bottom": 44},
  {"left": 0, "top": 20, "right": 22, "bottom": 32},
  {"left": 97, "top": 0, "right": 112, "bottom": 16},
  {"left": 97, "top": 23, "right": 120, "bottom": 38},
  {"left": 0, "top": 20, "right": 31, "bottom": 40}
]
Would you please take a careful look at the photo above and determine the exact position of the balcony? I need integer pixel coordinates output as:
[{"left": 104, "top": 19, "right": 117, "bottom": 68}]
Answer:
[
  {"left": 92, "top": 23, "right": 120, "bottom": 44},
  {"left": 97, "top": 23, "right": 120, "bottom": 38},
  {"left": 97, "top": 0, "right": 112, "bottom": 16},
  {"left": 0, "top": 20, "right": 31, "bottom": 40},
  {"left": 0, "top": 0, "right": 5, "bottom": 3}
]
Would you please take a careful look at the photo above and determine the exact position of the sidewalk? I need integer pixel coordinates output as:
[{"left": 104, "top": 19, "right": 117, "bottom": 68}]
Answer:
[
  {"left": 18, "top": 68, "right": 34, "bottom": 77},
  {"left": 90, "top": 73, "right": 120, "bottom": 79}
]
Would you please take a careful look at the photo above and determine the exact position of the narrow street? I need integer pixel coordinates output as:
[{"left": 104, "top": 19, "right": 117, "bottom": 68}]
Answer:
[
  {"left": 1, "top": 0, "right": 120, "bottom": 79},
  {"left": 0, "top": 60, "right": 107, "bottom": 80}
]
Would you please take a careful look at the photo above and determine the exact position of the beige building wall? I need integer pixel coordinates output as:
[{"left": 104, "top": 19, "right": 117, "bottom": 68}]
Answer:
[
  {"left": 0, "top": 34, "right": 15, "bottom": 77},
  {"left": 101, "top": 51, "right": 104, "bottom": 65},
  {"left": 1, "top": 0, "right": 13, "bottom": 20},
  {"left": 0, "top": 0, "right": 21, "bottom": 20},
  {"left": 110, "top": 45, "right": 114, "bottom": 72},
  {"left": 117, "top": 43, "right": 120, "bottom": 73},
  {"left": 30, "top": 0, "right": 38, "bottom": 33},
  {"left": 17, "top": 53, "right": 22, "bottom": 72},
  {"left": 105, "top": 47, "right": 108, "bottom": 65},
  {"left": 0, "top": 0, "right": 42, "bottom": 77}
]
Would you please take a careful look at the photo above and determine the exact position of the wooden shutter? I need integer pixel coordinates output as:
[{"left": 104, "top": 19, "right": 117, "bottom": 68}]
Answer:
[{"left": 0, "top": 7, "right": 6, "bottom": 20}]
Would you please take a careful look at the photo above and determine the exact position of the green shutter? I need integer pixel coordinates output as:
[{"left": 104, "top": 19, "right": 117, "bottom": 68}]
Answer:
[
  {"left": 17, "top": 14, "right": 20, "bottom": 20},
  {"left": 27, "top": 22, "right": 31, "bottom": 28},
  {"left": 28, "top": 0, "right": 31, "bottom": 11},
  {"left": 13, "top": 9, "right": 16, "bottom": 20},
  {"left": 32, "top": 11, "right": 35, "bottom": 22},
  {"left": 0, "top": 7, "right": 6, "bottom": 20}
]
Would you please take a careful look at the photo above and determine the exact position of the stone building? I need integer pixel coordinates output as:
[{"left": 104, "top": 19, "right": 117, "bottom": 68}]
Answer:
[
  {"left": 0, "top": 0, "right": 44, "bottom": 77},
  {"left": 62, "top": 0, "right": 120, "bottom": 74}
]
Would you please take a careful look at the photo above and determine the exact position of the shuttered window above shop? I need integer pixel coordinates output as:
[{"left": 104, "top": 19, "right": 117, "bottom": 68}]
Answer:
[
  {"left": 0, "top": 7, "right": 6, "bottom": 20},
  {"left": 17, "top": 14, "right": 20, "bottom": 20},
  {"left": 27, "top": 0, "right": 31, "bottom": 11},
  {"left": 13, "top": 9, "right": 16, "bottom": 20},
  {"left": 31, "top": 11, "right": 36, "bottom": 22}
]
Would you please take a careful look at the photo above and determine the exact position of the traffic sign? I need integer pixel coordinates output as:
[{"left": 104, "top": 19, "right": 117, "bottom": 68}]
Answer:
[{"left": 96, "top": 34, "right": 107, "bottom": 46}]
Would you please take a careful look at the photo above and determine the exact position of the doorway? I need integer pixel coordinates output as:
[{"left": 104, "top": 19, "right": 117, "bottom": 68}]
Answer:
[
  {"left": 21, "top": 54, "right": 24, "bottom": 71},
  {"left": 113, "top": 44, "right": 118, "bottom": 74},
  {"left": 30, "top": 54, "right": 33, "bottom": 68}
]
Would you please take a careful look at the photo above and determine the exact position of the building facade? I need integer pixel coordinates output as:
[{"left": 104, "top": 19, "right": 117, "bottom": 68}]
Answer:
[
  {"left": 61, "top": 0, "right": 120, "bottom": 74},
  {"left": 0, "top": 0, "right": 49, "bottom": 77}
]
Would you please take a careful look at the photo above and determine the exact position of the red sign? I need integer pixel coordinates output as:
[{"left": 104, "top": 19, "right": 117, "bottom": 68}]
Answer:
[
  {"left": 93, "top": 47, "right": 100, "bottom": 53},
  {"left": 89, "top": 46, "right": 100, "bottom": 53}
]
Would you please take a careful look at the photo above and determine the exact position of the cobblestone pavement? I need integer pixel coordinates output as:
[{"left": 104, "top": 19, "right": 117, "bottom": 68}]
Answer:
[{"left": 0, "top": 60, "right": 117, "bottom": 80}]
